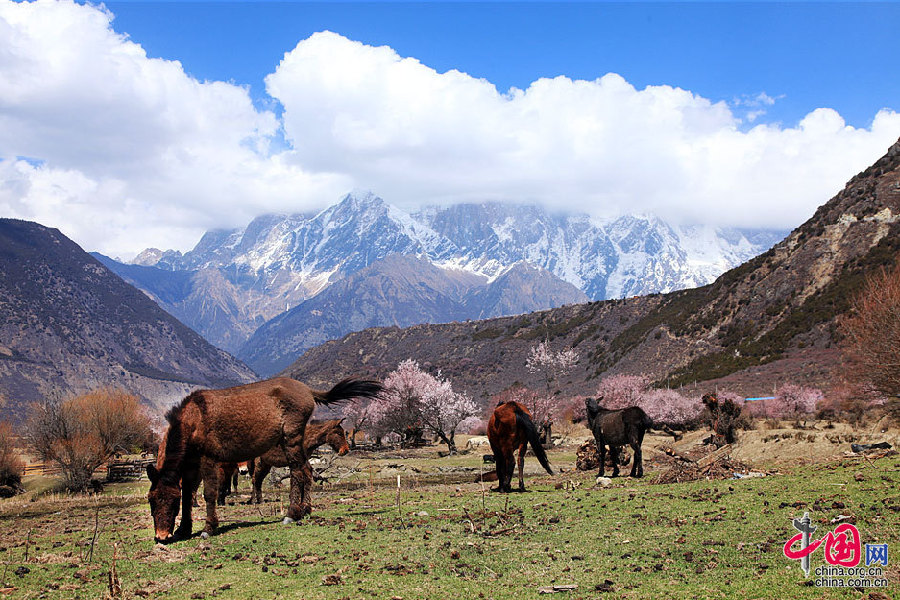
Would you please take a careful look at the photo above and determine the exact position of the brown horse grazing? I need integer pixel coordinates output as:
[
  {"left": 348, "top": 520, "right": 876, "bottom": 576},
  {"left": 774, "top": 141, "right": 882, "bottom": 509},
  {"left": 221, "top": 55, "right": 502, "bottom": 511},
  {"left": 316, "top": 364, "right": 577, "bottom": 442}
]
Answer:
[
  {"left": 146, "top": 377, "right": 382, "bottom": 543},
  {"left": 211, "top": 461, "right": 249, "bottom": 506},
  {"left": 248, "top": 418, "right": 350, "bottom": 504},
  {"left": 486, "top": 401, "right": 553, "bottom": 492},
  {"left": 584, "top": 397, "right": 652, "bottom": 478}
]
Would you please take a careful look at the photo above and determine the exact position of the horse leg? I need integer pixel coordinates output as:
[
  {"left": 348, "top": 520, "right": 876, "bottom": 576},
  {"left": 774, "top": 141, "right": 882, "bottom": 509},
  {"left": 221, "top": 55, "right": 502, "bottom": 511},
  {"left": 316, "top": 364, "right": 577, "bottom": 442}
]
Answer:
[
  {"left": 175, "top": 460, "right": 200, "bottom": 539},
  {"left": 200, "top": 458, "right": 220, "bottom": 535},
  {"left": 299, "top": 461, "right": 314, "bottom": 513},
  {"left": 488, "top": 438, "right": 505, "bottom": 492},
  {"left": 596, "top": 437, "right": 606, "bottom": 478},
  {"left": 631, "top": 438, "right": 644, "bottom": 478},
  {"left": 217, "top": 463, "right": 234, "bottom": 506},
  {"left": 283, "top": 441, "right": 312, "bottom": 522},
  {"left": 610, "top": 446, "right": 621, "bottom": 478},
  {"left": 503, "top": 451, "right": 516, "bottom": 493},
  {"left": 516, "top": 443, "right": 527, "bottom": 491},
  {"left": 252, "top": 461, "right": 271, "bottom": 505}
]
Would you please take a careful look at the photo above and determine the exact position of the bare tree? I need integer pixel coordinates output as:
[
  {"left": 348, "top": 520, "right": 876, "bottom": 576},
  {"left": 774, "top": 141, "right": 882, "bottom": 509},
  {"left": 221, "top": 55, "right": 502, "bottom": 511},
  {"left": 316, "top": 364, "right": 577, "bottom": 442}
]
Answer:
[
  {"left": 841, "top": 261, "right": 900, "bottom": 420},
  {"left": 26, "top": 389, "right": 152, "bottom": 491},
  {"left": 341, "top": 399, "right": 375, "bottom": 448}
]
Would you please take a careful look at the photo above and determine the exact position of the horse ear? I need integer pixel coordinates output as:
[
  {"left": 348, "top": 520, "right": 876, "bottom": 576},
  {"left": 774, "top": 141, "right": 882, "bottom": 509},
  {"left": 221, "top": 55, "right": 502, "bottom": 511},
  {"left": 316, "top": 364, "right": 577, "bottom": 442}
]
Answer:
[{"left": 146, "top": 464, "right": 160, "bottom": 484}]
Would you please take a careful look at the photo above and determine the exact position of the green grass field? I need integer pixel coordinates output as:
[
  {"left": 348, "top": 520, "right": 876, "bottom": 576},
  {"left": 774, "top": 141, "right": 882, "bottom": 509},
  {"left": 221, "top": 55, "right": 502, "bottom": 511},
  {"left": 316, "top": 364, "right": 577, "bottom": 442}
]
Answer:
[{"left": 1, "top": 446, "right": 897, "bottom": 600}]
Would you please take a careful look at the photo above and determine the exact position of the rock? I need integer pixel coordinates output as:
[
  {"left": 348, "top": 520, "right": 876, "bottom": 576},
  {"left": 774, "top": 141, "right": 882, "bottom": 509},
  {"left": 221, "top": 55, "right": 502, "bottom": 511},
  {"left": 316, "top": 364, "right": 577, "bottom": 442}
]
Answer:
[{"left": 466, "top": 436, "right": 490, "bottom": 449}]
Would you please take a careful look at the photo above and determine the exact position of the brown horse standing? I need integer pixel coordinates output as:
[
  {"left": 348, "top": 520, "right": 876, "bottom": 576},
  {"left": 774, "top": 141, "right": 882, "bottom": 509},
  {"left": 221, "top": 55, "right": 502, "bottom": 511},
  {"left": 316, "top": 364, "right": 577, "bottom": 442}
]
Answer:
[
  {"left": 486, "top": 401, "right": 553, "bottom": 492},
  {"left": 248, "top": 418, "right": 350, "bottom": 504},
  {"left": 146, "top": 377, "right": 381, "bottom": 543}
]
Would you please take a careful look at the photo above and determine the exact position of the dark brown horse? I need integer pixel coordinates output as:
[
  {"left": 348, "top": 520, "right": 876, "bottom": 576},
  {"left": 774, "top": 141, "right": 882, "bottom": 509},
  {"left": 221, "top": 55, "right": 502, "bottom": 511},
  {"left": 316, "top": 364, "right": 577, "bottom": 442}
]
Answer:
[
  {"left": 584, "top": 397, "right": 652, "bottom": 478},
  {"left": 211, "top": 461, "right": 249, "bottom": 506},
  {"left": 147, "top": 377, "right": 381, "bottom": 543},
  {"left": 248, "top": 418, "right": 350, "bottom": 504},
  {"left": 486, "top": 401, "right": 553, "bottom": 492}
]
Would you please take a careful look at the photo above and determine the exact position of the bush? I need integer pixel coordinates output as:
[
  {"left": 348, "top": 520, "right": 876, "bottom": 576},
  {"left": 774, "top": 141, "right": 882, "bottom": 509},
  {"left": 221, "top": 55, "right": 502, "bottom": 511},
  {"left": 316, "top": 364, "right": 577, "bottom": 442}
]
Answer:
[
  {"left": 26, "top": 389, "right": 152, "bottom": 491},
  {"left": 841, "top": 259, "right": 900, "bottom": 419},
  {"left": 0, "top": 421, "right": 24, "bottom": 495},
  {"left": 700, "top": 391, "right": 751, "bottom": 444},
  {"left": 762, "top": 384, "right": 823, "bottom": 426}
]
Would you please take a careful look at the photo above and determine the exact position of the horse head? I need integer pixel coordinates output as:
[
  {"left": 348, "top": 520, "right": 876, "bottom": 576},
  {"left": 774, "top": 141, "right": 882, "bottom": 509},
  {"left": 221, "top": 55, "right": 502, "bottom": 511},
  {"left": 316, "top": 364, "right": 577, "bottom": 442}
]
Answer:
[
  {"left": 325, "top": 419, "right": 350, "bottom": 456},
  {"left": 584, "top": 397, "right": 604, "bottom": 422},
  {"left": 147, "top": 464, "right": 181, "bottom": 543}
]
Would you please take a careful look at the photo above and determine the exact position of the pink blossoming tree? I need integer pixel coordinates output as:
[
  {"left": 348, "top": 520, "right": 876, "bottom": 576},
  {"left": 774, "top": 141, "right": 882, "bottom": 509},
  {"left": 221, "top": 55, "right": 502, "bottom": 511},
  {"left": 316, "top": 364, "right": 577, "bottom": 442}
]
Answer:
[
  {"left": 526, "top": 341, "right": 579, "bottom": 441},
  {"left": 593, "top": 374, "right": 701, "bottom": 427},
  {"left": 376, "top": 359, "right": 478, "bottom": 453},
  {"left": 766, "top": 384, "right": 823, "bottom": 424}
]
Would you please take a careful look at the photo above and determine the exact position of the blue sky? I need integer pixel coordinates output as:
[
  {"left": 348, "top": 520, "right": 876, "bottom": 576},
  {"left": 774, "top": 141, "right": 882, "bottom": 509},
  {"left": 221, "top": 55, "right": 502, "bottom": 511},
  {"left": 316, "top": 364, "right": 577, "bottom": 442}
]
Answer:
[
  {"left": 105, "top": 2, "right": 899, "bottom": 128},
  {"left": 1, "top": 1, "right": 899, "bottom": 257}
]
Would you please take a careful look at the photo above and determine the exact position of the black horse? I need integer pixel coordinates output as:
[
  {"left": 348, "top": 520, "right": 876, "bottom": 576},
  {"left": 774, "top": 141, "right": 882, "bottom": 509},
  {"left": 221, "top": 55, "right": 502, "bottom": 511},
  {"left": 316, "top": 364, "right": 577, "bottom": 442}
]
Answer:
[{"left": 584, "top": 397, "right": 652, "bottom": 478}]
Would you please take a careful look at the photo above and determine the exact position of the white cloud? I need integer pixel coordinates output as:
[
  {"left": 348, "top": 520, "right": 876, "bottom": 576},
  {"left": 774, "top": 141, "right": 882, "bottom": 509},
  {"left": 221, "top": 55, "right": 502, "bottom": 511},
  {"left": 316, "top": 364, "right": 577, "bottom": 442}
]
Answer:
[
  {"left": 267, "top": 31, "right": 900, "bottom": 230},
  {"left": 1, "top": 4, "right": 899, "bottom": 258},
  {"left": 0, "top": 0, "right": 348, "bottom": 257}
]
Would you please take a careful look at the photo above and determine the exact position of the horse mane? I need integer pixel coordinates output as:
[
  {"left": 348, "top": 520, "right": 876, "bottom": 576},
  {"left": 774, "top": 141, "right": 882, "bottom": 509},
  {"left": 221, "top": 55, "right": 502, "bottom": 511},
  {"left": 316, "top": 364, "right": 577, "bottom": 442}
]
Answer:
[
  {"left": 164, "top": 390, "right": 206, "bottom": 425},
  {"left": 157, "top": 390, "right": 206, "bottom": 481}
]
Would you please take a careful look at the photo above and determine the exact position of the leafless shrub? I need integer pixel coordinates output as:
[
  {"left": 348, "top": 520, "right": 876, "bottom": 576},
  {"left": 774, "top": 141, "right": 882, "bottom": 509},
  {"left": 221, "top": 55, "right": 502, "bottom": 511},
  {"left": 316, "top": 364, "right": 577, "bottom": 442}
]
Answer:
[
  {"left": 0, "top": 421, "right": 24, "bottom": 495},
  {"left": 26, "top": 388, "right": 152, "bottom": 491},
  {"left": 840, "top": 260, "right": 900, "bottom": 423}
]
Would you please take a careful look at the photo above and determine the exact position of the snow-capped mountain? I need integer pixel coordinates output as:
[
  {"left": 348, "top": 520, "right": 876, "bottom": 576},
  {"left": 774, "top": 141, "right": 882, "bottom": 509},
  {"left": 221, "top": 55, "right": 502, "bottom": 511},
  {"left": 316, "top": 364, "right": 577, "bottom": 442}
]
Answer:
[{"left": 117, "top": 192, "right": 785, "bottom": 360}]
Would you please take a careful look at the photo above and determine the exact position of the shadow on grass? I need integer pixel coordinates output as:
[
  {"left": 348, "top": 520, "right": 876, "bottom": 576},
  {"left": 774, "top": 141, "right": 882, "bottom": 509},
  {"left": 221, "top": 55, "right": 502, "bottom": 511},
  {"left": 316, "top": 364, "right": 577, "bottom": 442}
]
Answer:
[
  {"left": 176, "top": 518, "right": 273, "bottom": 541},
  {"left": 344, "top": 507, "right": 392, "bottom": 517}
]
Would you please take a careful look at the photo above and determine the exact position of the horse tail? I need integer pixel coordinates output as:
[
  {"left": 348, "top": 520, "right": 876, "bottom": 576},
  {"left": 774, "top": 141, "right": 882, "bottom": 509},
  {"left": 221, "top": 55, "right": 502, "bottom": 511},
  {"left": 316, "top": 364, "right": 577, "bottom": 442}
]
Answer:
[
  {"left": 514, "top": 407, "right": 553, "bottom": 475},
  {"left": 313, "top": 377, "right": 383, "bottom": 406}
]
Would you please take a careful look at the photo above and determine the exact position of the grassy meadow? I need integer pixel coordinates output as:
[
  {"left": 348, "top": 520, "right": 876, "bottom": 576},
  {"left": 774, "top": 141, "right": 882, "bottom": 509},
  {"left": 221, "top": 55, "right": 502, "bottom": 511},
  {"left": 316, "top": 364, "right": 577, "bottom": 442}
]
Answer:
[{"left": 1, "top": 428, "right": 898, "bottom": 600}]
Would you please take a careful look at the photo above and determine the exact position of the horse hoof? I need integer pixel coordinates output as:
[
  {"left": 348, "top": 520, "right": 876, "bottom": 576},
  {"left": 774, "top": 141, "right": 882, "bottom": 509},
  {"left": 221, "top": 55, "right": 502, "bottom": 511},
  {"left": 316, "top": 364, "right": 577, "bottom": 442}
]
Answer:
[
  {"left": 200, "top": 532, "right": 210, "bottom": 540},
  {"left": 282, "top": 517, "right": 296, "bottom": 525}
]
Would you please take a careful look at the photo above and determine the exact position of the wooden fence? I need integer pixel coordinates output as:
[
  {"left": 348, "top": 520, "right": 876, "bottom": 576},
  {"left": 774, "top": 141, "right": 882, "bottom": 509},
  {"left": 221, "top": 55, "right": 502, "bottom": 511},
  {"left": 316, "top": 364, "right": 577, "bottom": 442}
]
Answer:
[{"left": 22, "top": 455, "right": 156, "bottom": 481}]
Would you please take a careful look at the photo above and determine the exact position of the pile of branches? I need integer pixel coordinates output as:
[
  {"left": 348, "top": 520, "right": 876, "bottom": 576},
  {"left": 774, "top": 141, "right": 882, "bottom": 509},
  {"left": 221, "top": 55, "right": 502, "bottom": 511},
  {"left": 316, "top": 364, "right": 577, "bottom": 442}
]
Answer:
[
  {"left": 574, "top": 441, "right": 630, "bottom": 472},
  {"left": 653, "top": 444, "right": 757, "bottom": 484}
]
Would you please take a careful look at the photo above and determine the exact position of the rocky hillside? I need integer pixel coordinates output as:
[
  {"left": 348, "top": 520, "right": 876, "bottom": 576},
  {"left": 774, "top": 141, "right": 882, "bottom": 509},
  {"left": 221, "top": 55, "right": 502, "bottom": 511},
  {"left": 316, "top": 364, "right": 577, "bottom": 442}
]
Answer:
[
  {"left": 283, "top": 139, "right": 900, "bottom": 403},
  {"left": 237, "top": 255, "right": 587, "bottom": 376},
  {"left": 0, "top": 220, "right": 256, "bottom": 422},
  {"left": 113, "top": 194, "right": 783, "bottom": 355}
]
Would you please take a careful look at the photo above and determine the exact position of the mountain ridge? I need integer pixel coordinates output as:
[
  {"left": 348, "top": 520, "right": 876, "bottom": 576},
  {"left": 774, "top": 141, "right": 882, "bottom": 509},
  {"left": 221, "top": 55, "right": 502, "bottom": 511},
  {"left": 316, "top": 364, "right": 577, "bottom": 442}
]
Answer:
[
  {"left": 115, "top": 196, "right": 785, "bottom": 359},
  {"left": 236, "top": 254, "right": 588, "bottom": 375},
  {"left": 281, "top": 138, "right": 900, "bottom": 403},
  {"left": 0, "top": 220, "right": 256, "bottom": 421}
]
